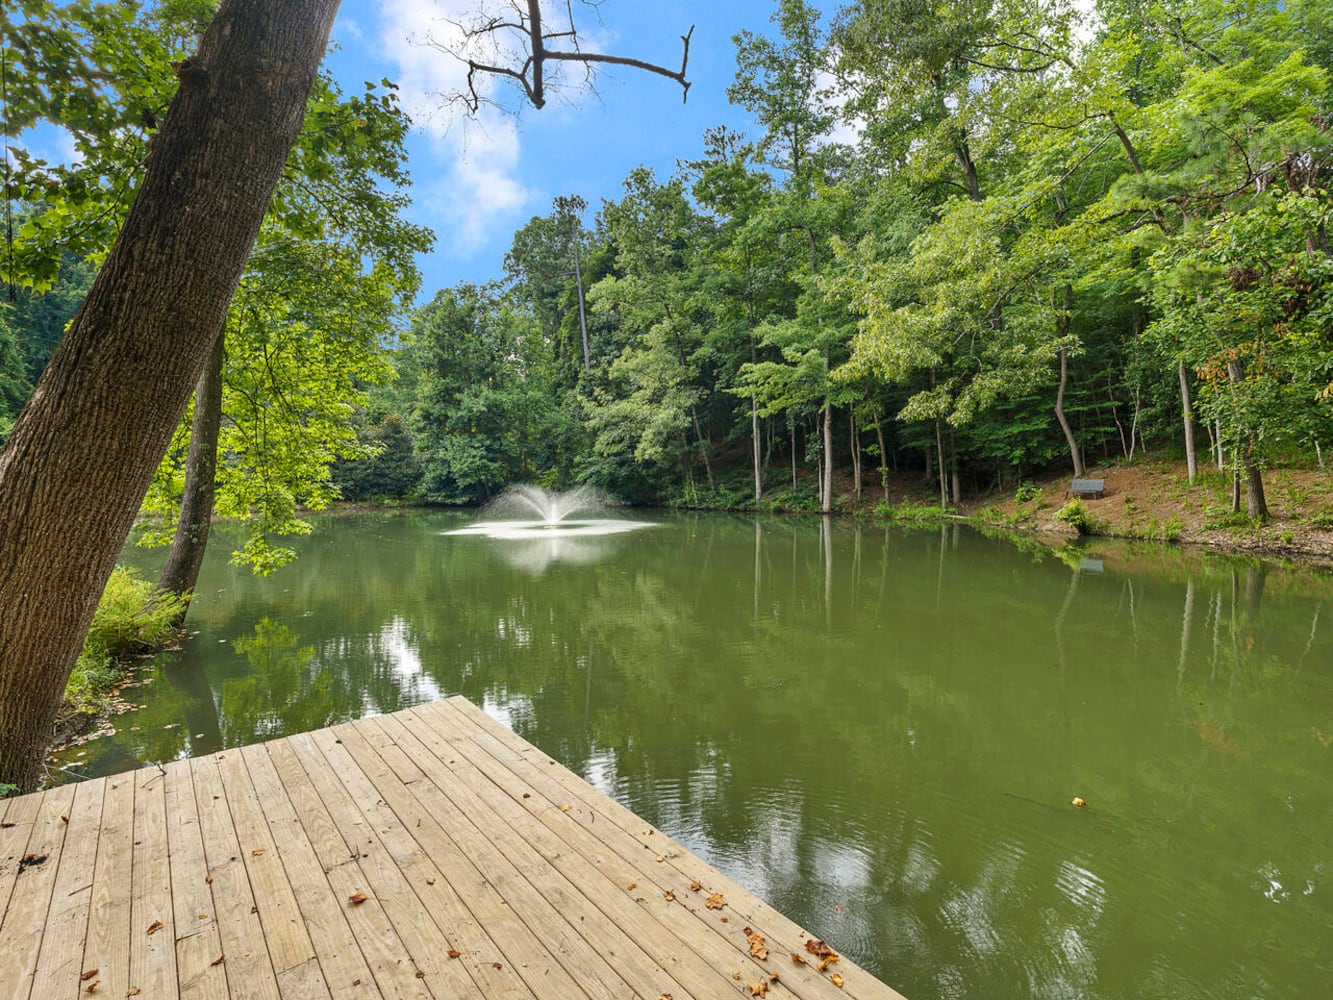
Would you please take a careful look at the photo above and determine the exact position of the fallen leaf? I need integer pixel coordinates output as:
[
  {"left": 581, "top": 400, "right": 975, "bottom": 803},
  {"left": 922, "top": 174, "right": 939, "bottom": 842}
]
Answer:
[
  {"left": 654, "top": 855, "right": 665, "bottom": 863},
  {"left": 426, "top": 877, "right": 436, "bottom": 886},
  {"left": 251, "top": 848, "right": 265, "bottom": 857},
  {"left": 80, "top": 970, "right": 99, "bottom": 982},
  {"left": 805, "top": 939, "right": 835, "bottom": 958},
  {"left": 447, "top": 950, "right": 461, "bottom": 959},
  {"left": 818, "top": 955, "right": 840, "bottom": 973},
  {"left": 415, "top": 971, "right": 425, "bottom": 980},
  {"left": 705, "top": 893, "right": 726, "bottom": 910},
  {"left": 127, "top": 989, "right": 141, "bottom": 996},
  {"left": 146, "top": 920, "right": 164, "bottom": 936},
  {"left": 85, "top": 980, "right": 100, "bottom": 994},
  {"left": 663, "top": 890, "right": 676, "bottom": 901},
  {"left": 348, "top": 893, "right": 368, "bottom": 905},
  {"left": 831, "top": 973, "right": 845, "bottom": 988},
  {"left": 745, "top": 929, "right": 768, "bottom": 961},
  {"left": 210, "top": 954, "right": 225, "bottom": 967},
  {"left": 790, "top": 953, "right": 807, "bottom": 965},
  {"left": 560, "top": 805, "right": 571, "bottom": 812},
  {"left": 769, "top": 972, "right": 780, "bottom": 982},
  {"left": 659, "top": 995, "right": 674, "bottom": 1000},
  {"left": 492, "top": 962, "right": 503, "bottom": 970},
  {"left": 522, "top": 793, "right": 530, "bottom": 799},
  {"left": 626, "top": 882, "right": 637, "bottom": 890},
  {"left": 747, "top": 980, "right": 768, "bottom": 997},
  {"left": 731, "top": 972, "right": 742, "bottom": 981},
  {"left": 690, "top": 880, "right": 702, "bottom": 892},
  {"left": 204, "top": 875, "right": 213, "bottom": 884},
  {"left": 197, "top": 913, "right": 208, "bottom": 920}
]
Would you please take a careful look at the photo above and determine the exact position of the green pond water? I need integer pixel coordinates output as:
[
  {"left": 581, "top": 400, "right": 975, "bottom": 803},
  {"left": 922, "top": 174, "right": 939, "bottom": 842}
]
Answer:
[{"left": 62, "top": 509, "right": 1332, "bottom": 998}]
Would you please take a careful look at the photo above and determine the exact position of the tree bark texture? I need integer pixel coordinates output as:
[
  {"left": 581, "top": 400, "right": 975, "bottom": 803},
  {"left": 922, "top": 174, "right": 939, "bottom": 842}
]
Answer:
[
  {"left": 0, "top": 0, "right": 340, "bottom": 791},
  {"left": 157, "top": 330, "right": 226, "bottom": 620}
]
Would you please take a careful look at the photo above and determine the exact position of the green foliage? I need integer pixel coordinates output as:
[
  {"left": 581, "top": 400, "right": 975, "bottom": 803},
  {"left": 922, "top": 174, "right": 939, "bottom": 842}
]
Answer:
[
  {"left": 1055, "top": 500, "right": 1105, "bottom": 536},
  {"left": 66, "top": 566, "right": 186, "bottom": 712},
  {"left": 1014, "top": 481, "right": 1042, "bottom": 504},
  {"left": 1203, "top": 505, "right": 1262, "bottom": 532}
]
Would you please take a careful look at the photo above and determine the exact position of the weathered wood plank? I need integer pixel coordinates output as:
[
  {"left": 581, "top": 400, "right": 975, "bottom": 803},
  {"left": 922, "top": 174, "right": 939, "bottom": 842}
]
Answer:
[
  {"left": 191, "top": 753, "right": 281, "bottom": 1000},
  {"left": 239, "top": 742, "right": 378, "bottom": 1000},
  {"left": 336, "top": 716, "right": 615, "bottom": 999},
  {"left": 130, "top": 767, "right": 180, "bottom": 1000},
  {"left": 216, "top": 749, "right": 315, "bottom": 976},
  {"left": 164, "top": 759, "right": 228, "bottom": 1000},
  {"left": 0, "top": 782, "right": 76, "bottom": 1000},
  {"left": 290, "top": 727, "right": 511, "bottom": 999},
  {"left": 0, "top": 789, "right": 44, "bottom": 949},
  {"left": 82, "top": 775, "right": 135, "bottom": 1000},
  {"left": 370, "top": 712, "right": 665, "bottom": 999},
  {"left": 30, "top": 778, "right": 105, "bottom": 1000},
  {"left": 264, "top": 737, "right": 427, "bottom": 1000}
]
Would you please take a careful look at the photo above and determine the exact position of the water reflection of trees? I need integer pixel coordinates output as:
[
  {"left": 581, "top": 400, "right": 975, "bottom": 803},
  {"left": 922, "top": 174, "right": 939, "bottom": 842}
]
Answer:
[{"left": 104, "top": 510, "right": 1333, "bottom": 998}]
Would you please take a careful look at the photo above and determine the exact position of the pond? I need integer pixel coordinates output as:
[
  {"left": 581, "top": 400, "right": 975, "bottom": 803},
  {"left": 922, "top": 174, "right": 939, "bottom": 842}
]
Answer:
[{"left": 62, "top": 509, "right": 1333, "bottom": 998}]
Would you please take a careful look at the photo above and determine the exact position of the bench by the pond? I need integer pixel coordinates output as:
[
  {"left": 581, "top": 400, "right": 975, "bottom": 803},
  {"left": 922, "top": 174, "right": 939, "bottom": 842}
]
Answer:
[
  {"left": 1065, "top": 478, "right": 1106, "bottom": 499},
  {"left": 0, "top": 696, "right": 906, "bottom": 1000}
]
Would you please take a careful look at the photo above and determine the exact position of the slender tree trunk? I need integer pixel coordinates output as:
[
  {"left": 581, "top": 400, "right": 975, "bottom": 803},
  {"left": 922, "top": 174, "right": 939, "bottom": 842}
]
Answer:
[
  {"left": 821, "top": 402, "right": 833, "bottom": 514},
  {"left": 751, "top": 398, "right": 762, "bottom": 504},
  {"left": 690, "top": 404, "right": 714, "bottom": 490},
  {"left": 790, "top": 419, "right": 797, "bottom": 492},
  {"left": 573, "top": 235, "right": 590, "bottom": 373},
  {"left": 1056, "top": 347, "right": 1084, "bottom": 477},
  {"left": 850, "top": 407, "right": 861, "bottom": 504},
  {"left": 1179, "top": 361, "right": 1198, "bottom": 483},
  {"left": 935, "top": 419, "right": 948, "bottom": 509},
  {"left": 1128, "top": 389, "right": 1142, "bottom": 461},
  {"left": 1215, "top": 421, "right": 1225, "bottom": 473},
  {"left": 873, "top": 408, "right": 889, "bottom": 502},
  {"left": 157, "top": 330, "right": 226, "bottom": 621},
  {"left": 0, "top": 0, "right": 341, "bottom": 792}
]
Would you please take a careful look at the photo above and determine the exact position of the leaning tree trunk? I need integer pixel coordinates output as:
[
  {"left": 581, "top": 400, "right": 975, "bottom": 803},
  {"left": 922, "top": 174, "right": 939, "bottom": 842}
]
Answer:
[
  {"left": 1055, "top": 347, "right": 1083, "bottom": 477},
  {"left": 1179, "top": 361, "right": 1198, "bottom": 484},
  {"left": 158, "top": 330, "right": 226, "bottom": 622},
  {"left": 0, "top": 0, "right": 340, "bottom": 792}
]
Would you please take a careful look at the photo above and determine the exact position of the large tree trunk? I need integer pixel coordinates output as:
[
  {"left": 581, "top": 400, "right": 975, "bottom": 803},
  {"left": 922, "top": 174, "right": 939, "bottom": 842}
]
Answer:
[
  {"left": 0, "top": 0, "right": 340, "bottom": 792},
  {"left": 1179, "top": 361, "right": 1198, "bottom": 483},
  {"left": 158, "top": 330, "right": 226, "bottom": 621}
]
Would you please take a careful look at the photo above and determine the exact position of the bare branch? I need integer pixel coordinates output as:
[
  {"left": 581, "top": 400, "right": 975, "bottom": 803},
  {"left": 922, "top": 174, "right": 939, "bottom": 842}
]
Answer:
[{"left": 435, "top": 0, "right": 693, "bottom": 113}]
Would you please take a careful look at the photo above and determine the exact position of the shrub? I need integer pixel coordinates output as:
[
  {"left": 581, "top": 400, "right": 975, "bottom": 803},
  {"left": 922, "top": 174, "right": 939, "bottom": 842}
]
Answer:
[
  {"left": 1054, "top": 499, "right": 1104, "bottom": 535},
  {"left": 1202, "top": 505, "right": 1260, "bottom": 531},
  {"left": 65, "top": 567, "right": 187, "bottom": 712},
  {"left": 1014, "top": 481, "right": 1042, "bottom": 504}
]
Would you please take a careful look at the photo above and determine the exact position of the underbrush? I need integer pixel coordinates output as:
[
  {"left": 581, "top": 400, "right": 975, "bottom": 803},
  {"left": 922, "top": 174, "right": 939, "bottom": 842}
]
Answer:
[
  {"left": 64, "top": 566, "right": 186, "bottom": 713},
  {"left": 1054, "top": 499, "right": 1107, "bottom": 536}
]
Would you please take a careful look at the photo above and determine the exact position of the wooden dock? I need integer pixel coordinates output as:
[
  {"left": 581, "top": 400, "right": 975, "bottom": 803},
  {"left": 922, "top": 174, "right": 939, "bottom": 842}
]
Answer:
[{"left": 0, "top": 696, "right": 906, "bottom": 999}]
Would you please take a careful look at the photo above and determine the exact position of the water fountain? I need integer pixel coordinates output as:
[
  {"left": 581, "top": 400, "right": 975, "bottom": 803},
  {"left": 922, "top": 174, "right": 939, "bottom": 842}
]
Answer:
[{"left": 442, "top": 485, "right": 654, "bottom": 571}]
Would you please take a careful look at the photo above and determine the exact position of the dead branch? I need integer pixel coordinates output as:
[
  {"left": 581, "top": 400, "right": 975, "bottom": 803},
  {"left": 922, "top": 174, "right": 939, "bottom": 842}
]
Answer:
[{"left": 434, "top": 0, "right": 692, "bottom": 113}]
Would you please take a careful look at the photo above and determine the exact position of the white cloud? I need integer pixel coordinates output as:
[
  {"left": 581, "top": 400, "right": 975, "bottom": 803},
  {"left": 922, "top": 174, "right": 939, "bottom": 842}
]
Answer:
[{"left": 376, "top": 0, "right": 538, "bottom": 255}]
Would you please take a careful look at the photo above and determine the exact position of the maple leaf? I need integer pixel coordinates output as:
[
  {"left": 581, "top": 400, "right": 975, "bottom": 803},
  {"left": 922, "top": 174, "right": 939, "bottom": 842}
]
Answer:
[
  {"left": 663, "top": 890, "right": 676, "bottom": 901},
  {"left": 790, "top": 953, "right": 807, "bottom": 965},
  {"left": 747, "top": 980, "right": 769, "bottom": 997},
  {"left": 690, "top": 880, "right": 703, "bottom": 892},
  {"left": 705, "top": 893, "right": 726, "bottom": 910},
  {"left": 818, "top": 955, "right": 840, "bottom": 973},
  {"left": 804, "top": 939, "right": 835, "bottom": 958},
  {"left": 831, "top": 973, "right": 845, "bottom": 988}
]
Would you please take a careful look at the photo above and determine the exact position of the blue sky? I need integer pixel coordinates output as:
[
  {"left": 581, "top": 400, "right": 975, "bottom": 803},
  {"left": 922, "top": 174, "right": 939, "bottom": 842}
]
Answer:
[{"left": 321, "top": 0, "right": 788, "bottom": 297}]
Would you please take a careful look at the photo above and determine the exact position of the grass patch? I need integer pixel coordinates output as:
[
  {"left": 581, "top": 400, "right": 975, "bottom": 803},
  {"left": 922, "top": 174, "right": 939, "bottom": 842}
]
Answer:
[
  {"left": 874, "top": 501, "right": 954, "bottom": 522},
  {"left": 1202, "top": 505, "right": 1262, "bottom": 532}
]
